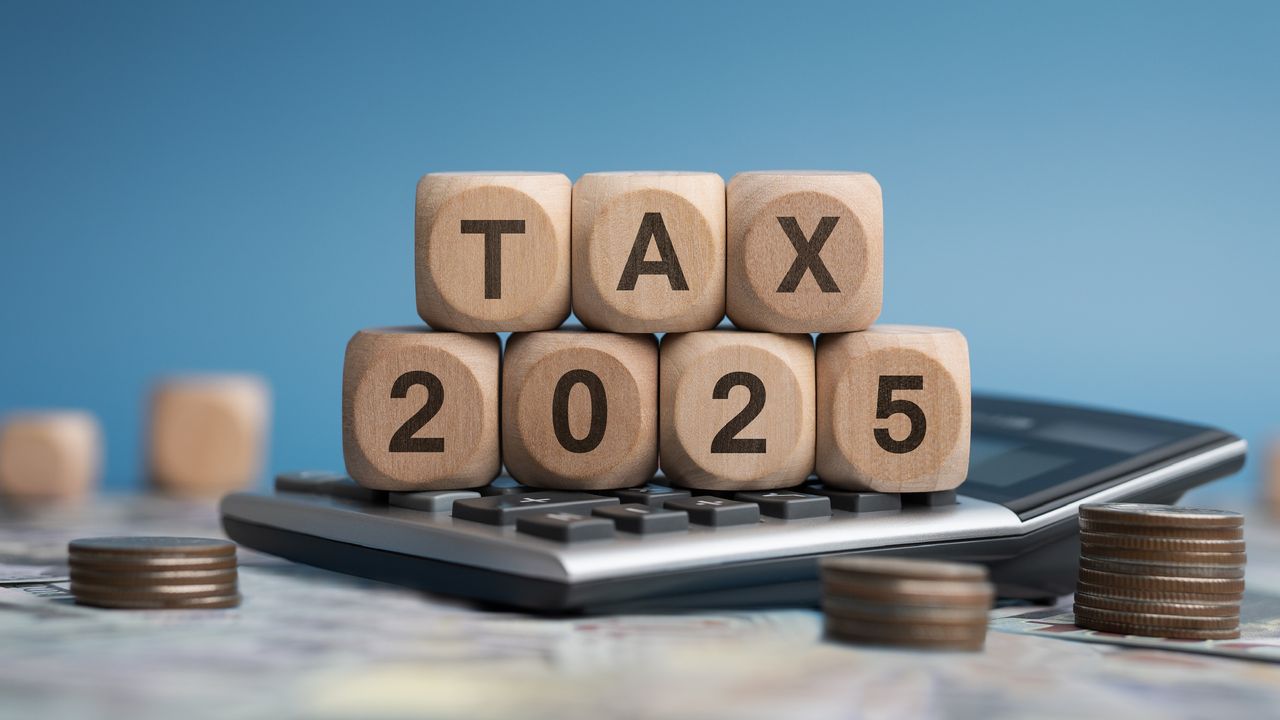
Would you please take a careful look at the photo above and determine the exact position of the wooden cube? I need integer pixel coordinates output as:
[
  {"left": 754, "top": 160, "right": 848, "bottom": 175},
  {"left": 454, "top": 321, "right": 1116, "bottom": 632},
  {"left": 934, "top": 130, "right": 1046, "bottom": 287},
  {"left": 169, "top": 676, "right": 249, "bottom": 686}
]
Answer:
[
  {"left": 816, "top": 326, "right": 970, "bottom": 493},
  {"left": 502, "top": 331, "right": 657, "bottom": 490},
  {"left": 343, "top": 327, "right": 500, "bottom": 491},
  {"left": 572, "top": 172, "right": 725, "bottom": 332},
  {"left": 415, "top": 172, "right": 571, "bottom": 331},
  {"left": 148, "top": 375, "right": 270, "bottom": 496},
  {"left": 1266, "top": 437, "right": 1280, "bottom": 518},
  {"left": 727, "top": 171, "right": 883, "bottom": 333},
  {"left": 0, "top": 411, "right": 102, "bottom": 504},
  {"left": 660, "top": 330, "right": 815, "bottom": 490}
]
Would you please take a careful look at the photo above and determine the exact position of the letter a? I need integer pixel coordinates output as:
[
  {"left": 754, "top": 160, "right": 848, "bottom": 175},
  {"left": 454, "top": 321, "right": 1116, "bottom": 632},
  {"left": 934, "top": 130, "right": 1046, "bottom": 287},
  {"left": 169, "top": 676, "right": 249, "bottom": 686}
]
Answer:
[{"left": 616, "top": 212, "right": 689, "bottom": 291}]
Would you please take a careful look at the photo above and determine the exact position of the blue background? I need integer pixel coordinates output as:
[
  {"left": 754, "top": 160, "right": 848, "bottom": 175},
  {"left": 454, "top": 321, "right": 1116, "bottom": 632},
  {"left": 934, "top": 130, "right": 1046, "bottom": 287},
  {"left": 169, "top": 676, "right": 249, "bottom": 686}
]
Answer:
[{"left": 2, "top": 1, "right": 1277, "bottom": 492}]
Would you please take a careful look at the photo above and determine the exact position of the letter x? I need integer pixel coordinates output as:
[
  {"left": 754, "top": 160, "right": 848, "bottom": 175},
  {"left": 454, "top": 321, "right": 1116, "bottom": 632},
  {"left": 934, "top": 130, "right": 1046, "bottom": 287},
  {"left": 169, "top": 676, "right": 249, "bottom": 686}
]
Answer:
[{"left": 775, "top": 216, "right": 840, "bottom": 293}]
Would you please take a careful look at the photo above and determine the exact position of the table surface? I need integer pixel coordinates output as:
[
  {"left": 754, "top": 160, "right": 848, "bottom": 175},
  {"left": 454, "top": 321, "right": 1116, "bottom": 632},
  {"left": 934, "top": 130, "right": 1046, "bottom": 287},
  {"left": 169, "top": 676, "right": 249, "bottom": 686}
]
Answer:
[{"left": 3, "top": 485, "right": 1279, "bottom": 720}]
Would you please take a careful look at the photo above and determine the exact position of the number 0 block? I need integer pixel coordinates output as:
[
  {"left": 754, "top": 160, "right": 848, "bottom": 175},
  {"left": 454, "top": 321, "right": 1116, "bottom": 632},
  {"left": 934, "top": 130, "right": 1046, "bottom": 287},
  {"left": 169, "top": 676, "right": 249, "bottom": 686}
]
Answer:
[
  {"left": 727, "top": 171, "right": 883, "bottom": 333},
  {"left": 816, "top": 326, "right": 970, "bottom": 493},
  {"left": 660, "top": 331, "right": 815, "bottom": 490},
  {"left": 343, "top": 327, "right": 500, "bottom": 491},
  {"left": 415, "top": 172, "right": 571, "bottom": 331},
  {"left": 502, "top": 331, "right": 658, "bottom": 490}
]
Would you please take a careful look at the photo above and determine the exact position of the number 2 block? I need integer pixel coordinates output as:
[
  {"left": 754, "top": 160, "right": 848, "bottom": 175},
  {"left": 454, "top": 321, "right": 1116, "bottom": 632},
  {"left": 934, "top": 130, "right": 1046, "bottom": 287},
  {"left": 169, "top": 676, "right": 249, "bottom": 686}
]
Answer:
[
  {"left": 816, "top": 326, "right": 970, "bottom": 493},
  {"left": 342, "top": 327, "right": 500, "bottom": 491},
  {"left": 502, "top": 331, "right": 658, "bottom": 490},
  {"left": 660, "top": 331, "right": 815, "bottom": 490}
]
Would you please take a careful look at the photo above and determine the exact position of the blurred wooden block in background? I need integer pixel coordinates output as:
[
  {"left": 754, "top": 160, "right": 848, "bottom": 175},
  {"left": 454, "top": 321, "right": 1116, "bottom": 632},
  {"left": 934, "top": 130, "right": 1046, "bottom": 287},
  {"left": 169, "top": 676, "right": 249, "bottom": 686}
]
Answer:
[
  {"left": 727, "top": 171, "right": 883, "bottom": 333},
  {"left": 572, "top": 172, "right": 725, "bottom": 333},
  {"left": 343, "top": 327, "right": 500, "bottom": 491},
  {"left": 660, "top": 330, "right": 815, "bottom": 491},
  {"left": 1266, "top": 436, "right": 1280, "bottom": 518},
  {"left": 148, "top": 375, "right": 270, "bottom": 497},
  {"left": 416, "top": 172, "right": 571, "bottom": 332},
  {"left": 0, "top": 411, "right": 102, "bottom": 504},
  {"left": 503, "top": 331, "right": 658, "bottom": 490},
  {"left": 816, "top": 325, "right": 970, "bottom": 493}
]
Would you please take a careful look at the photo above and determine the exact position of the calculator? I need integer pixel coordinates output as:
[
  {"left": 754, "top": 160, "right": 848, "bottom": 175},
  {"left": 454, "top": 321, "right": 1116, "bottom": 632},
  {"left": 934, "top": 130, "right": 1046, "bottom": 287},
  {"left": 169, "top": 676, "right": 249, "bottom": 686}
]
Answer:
[{"left": 220, "top": 394, "right": 1245, "bottom": 612}]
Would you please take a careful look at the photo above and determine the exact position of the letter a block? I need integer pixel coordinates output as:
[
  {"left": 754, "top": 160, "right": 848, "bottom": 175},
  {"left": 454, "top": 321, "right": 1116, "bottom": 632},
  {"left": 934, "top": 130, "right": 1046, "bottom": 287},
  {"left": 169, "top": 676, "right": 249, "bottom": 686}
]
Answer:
[
  {"left": 0, "top": 411, "right": 102, "bottom": 504},
  {"left": 572, "top": 172, "right": 726, "bottom": 332},
  {"left": 503, "top": 331, "right": 658, "bottom": 490},
  {"left": 660, "top": 331, "right": 815, "bottom": 490},
  {"left": 727, "top": 171, "right": 883, "bottom": 333},
  {"left": 343, "top": 328, "right": 500, "bottom": 490},
  {"left": 416, "top": 172, "right": 571, "bottom": 331},
  {"left": 816, "top": 326, "right": 970, "bottom": 493}
]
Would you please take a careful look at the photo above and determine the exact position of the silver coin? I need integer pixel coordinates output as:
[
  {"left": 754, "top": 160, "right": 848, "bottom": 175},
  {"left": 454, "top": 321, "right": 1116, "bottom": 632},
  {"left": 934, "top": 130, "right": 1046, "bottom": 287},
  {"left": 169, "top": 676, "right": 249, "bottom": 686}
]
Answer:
[{"left": 821, "top": 556, "right": 987, "bottom": 582}]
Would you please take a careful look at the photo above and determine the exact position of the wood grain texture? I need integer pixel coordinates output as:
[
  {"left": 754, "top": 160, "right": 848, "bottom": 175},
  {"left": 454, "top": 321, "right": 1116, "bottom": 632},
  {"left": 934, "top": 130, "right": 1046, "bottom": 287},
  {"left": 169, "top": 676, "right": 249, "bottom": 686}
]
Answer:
[
  {"left": 572, "top": 172, "right": 725, "bottom": 333},
  {"left": 727, "top": 171, "right": 883, "bottom": 333},
  {"left": 660, "top": 330, "right": 815, "bottom": 490},
  {"left": 148, "top": 375, "right": 270, "bottom": 497},
  {"left": 343, "top": 327, "right": 500, "bottom": 491},
  {"left": 0, "top": 410, "right": 102, "bottom": 504},
  {"left": 816, "top": 325, "right": 970, "bottom": 493},
  {"left": 502, "top": 330, "right": 658, "bottom": 489},
  {"left": 416, "top": 172, "right": 571, "bottom": 332},
  {"left": 1266, "top": 437, "right": 1280, "bottom": 518}
]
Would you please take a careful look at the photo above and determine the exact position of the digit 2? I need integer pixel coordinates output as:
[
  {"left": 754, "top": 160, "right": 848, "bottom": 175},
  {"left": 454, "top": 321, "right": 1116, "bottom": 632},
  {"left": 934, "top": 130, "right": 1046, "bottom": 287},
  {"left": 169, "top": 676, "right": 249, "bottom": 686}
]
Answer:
[
  {"left": 388, "top": 371, "right": 445, "bottom": 452},
  {"left": 710, "top": 372, "right": 767, "bottom": 453}
]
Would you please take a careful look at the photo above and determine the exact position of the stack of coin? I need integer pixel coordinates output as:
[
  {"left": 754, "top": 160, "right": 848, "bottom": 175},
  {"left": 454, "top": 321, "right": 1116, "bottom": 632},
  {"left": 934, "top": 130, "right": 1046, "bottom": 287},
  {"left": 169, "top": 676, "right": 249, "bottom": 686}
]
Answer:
[
  {"left": 68, "top": 537, "right": 240, "bottom": 610},
  {"left": 1075, "top": 503, "right": 1244, "bottom": 640},
  {"left": 820, "top": 556, "right": 994, "bottom": 651}
]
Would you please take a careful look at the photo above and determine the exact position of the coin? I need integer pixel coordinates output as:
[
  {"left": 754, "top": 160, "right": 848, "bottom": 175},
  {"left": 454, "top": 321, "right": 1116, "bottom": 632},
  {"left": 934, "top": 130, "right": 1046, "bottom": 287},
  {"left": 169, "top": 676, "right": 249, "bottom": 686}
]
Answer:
[
  {"left": 73, "top": 593, "right": 242, "bottom": 610},
  {"left": 1080, "top": 531, "right": 1246, "bottom": 554},
  {"left": 822, "top": 596, "right": 991, "bottom": 625},
  {"left": 1074, "top": 591, "right": 1240, "bottom": 617},
  {"left": 1078, "top": 504, "right": 1243, "bottom": 529},
  {"left": 1075, "top": 580, "right": 1243, "bottom": 604},
  {"left": 1073, "top": 616, "right": 1240, "bottom": 640},
  {"left": 825, "top": 616, "right": 988, "bottom": 645},
  {"left": 69, "top": 567, "right": 239, "bottom": 586},
  {"left": 1077, "top": 568, "right": 1245, "bottom": 594},
  {"left": 1072, "top": 604, "right": 1239, "bottom": 631},
  {"left": 69, "top": 537, "right": 236, "bottom": 558},
  {"left": 823, "top": 577, "right": 995, "bottom": 606},
  {"left": 1079, "top": 519, "right": 1243, "bottom": 540},
  {"left": 1079, "top": 547, "right": 1245, "bottom": 565},
  {"left": 1079, "top": 556, "right": 1245, "bottom": 579},
  {"left": 821, "top": 556, "right": 988, "bottom": 582},
  {"left": 68, "top": 555, "right": 239, "bottom": 571},
  {"left": 70, "top": 582, "right": 239, "bottom": 601}
]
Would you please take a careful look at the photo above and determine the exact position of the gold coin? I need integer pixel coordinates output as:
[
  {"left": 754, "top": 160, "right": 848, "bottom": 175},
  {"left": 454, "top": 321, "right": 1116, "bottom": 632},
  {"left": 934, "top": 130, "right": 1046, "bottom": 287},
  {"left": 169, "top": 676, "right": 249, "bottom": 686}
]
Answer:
[
  {"left": 823, "top": 577, "right": 994, "bottom": 606},
  {"left": 69, "top": 537, "right": 236, "bottom": 558},
  {"left": 820, "top": 556, "right": 988, "bottom": 582},
  {"left": 1075, "top": 580, "right": 1243, "bottom": 604},
  {"left": 1073, "top": 591, "right": 1240, "bottom": 617},
  {"left": 1077, "top": 568, "right": 1244, "bottom": 594},
  {"left": 1078, "top": 504, "right": 1242, "bottom": 529},
  {"left": 1073, "top": 604, "right": 1239, "bottom": 630},
  {"left": 1073, "top": 616, "right": 1240, "bottom": 640},
  {"left": 73, "top": 593, "right": 242, "bottom": 610},
  {"left": 1080, "top": 531, "right": 1246, "bottom": 554},
  {"left": 1079, "top": 556, "right": 1245, "bottom": 579},
  {"left": 1079, "top": 519, "right": 1243, "bottom": 540}
]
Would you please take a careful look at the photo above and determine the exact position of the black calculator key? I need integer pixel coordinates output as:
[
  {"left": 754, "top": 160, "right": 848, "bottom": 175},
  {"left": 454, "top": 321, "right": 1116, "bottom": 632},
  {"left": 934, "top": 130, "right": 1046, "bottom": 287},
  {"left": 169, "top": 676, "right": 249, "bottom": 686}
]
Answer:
[
  {"left": 735, "top": 491, "right": 831, "bottom": 519},
  {"left": 322, "top": 477, "right": 388, "bottom": 504},
  {"left": 662, "top": 496, "right": 760, "bottom": 527},
  {"left": 479, "top": 477, "right": 533, "bottom": 496},
  {"left": 805, "top": 484, "right": 902, "bottom": 513},
  {"left": 389, "top": 490, "right": 481, "bottom": 512},
  {"left": 593, "top": 504, "right": 690, "bottom": 534},
  {"left": 603, "top": 485, "right": 692, "bottom": 509},
  {"left": 517, "top": 512, "right": 615, "bottom": 543},
  {"left": 452, "top": 492, "right": 618, "bottom": 526},
  {"left": 904, "top": 490, "right": 957, "bottom": 507},
  {"left": 275, "top": 470, "right": 344, "bottom": 494}
]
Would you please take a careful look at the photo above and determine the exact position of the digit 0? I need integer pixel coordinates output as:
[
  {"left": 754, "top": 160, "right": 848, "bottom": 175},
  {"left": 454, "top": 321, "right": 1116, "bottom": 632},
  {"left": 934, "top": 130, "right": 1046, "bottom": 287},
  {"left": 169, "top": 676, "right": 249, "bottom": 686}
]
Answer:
[
  {"left": 551, "top": 369, "right": 607, "bottom": 453},
  {"left": 874, "top": 375, "right": 926, "bottom": 454}
]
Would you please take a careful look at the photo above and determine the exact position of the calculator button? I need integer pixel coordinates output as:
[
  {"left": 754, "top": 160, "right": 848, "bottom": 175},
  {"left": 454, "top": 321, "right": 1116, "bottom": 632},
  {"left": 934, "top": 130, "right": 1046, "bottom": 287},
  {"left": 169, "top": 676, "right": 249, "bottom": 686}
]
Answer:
[
  {"left": 603, "top": 485, "right": 692, "bottom": 509},
  {"left": 662, "top": 496, "right": 760, "bottom": 527},
  {"left": 517, "top": 513, "right": 616, "bottom": 543},
  {"left": 593, "top": 504, "right": 689, "bottom": 534},
  {"left": 805, "top": 484, "right": 902, "bottom": 513},
  {"left": 389, "top": 490, "right": 481, "bottom": 512},
  {"left": 735, "top": 491, "right": 831, "bottom": 519},
  {"left": 452, "top": 492, "right": 618, "bottom": 526},
  {"left": 904, "top": 490, "right": 957, "bottom": 507},
  {"left": 275, "top": 471, "right": 344, "bottom": 494},
  {"left": 322, "top": 477, "right": 388, "bottom": 504},
  {"left": 479, "top": 477, "right": 533, "bottom": 496}
]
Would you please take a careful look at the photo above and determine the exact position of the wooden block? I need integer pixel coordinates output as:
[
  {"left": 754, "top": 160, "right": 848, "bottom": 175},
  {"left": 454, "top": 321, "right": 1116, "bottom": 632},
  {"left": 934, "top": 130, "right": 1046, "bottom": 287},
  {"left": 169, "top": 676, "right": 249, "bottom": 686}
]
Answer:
[
  {"left": 502, "top": 331, "right": 658, "bottom": 490},
  {"left": 0, "top": 411, "right": 102, "bottom": 504},
  {"left": 726, "top": 171, "right": 883, "bottom": 333},
  {"left": 148, "top": 375, "right": 270, "bottom": 497},
  {"left": 659, "top": 330, "right": 815, "bottom": 490},
  {"left": 343, "top": 327, "right": 500, "bottom": 491},
  {"left": 1266, "top": 437, "right": 1280, "bottom": 518},
  {"left": 572, "top": 172, "right": 726, "bottom": 332},
  {"left": 415, "top": 172, "right": 571, "bottom": 332},
  {"left": 816, "top": 325, "right": 970, "bottom": 493}
]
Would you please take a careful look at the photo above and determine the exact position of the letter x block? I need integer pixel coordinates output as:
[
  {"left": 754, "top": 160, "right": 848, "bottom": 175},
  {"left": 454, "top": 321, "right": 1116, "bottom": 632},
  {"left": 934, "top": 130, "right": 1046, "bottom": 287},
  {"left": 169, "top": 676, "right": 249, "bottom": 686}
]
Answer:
[
  {"left": 816, "top": 326, "right": 970, "bottom": 493},
  {"left": 416, "top": 172, "right": 571, "bottom": 331},
  {"left": 660, "top": 331, "right": 815, "bottom": 491},
  {"left": 343, "top": 327, "right": 500, "bottom": 490},
  {"left": 502, "top": 331, "right": 658, "bottom": 490},
  {"left": 572, "top": 172, "right": 726, "bottom": 332},
  {"left": 727, "top": 171, "right": 883, "bottom": 333}
]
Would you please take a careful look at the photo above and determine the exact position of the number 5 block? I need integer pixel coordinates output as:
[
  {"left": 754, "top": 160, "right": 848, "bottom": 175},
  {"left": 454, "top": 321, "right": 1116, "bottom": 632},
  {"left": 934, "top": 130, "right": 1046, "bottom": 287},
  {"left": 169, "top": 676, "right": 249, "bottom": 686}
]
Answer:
[
  {"left": 343, "top": 327, "right": 500, "bottom": 490},
  {"left": 816, "top": 326, "right": 970, "bottom": 493},
  {"left": 660, "top": 331, "right": 815, "bottom": 490}
]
